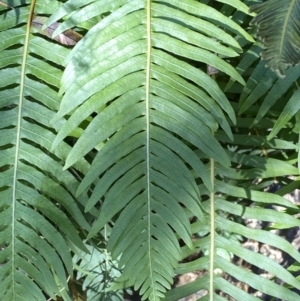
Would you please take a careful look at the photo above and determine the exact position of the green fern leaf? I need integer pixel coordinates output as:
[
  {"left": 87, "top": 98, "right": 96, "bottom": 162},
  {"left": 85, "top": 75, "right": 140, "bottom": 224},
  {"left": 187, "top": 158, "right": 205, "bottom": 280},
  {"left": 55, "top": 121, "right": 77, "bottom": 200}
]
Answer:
[
  {"left": 167, "top": 100, "right": 300, "bottom": 300},
  {"left": 250, "top": 0, "right": 300, "bottom": 77},
  {"left": 268, "top": 87, "right": 300, "bottom": 140},
  {"left": 73, "top": 241, "right": 123, "bottom": 301},
  {"left": 0, "top": 1, "right": 90, "bottom": 299},
  {"left": 47, "top": 0, "right": 254, "bottom": 300}
]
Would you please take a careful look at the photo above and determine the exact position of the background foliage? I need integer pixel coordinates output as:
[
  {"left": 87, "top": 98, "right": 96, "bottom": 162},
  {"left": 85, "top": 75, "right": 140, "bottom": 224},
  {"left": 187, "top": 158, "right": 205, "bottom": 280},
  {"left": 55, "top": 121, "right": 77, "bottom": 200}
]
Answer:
[{"left": 1, "top": 0, "right": 300, "bottom": 300}]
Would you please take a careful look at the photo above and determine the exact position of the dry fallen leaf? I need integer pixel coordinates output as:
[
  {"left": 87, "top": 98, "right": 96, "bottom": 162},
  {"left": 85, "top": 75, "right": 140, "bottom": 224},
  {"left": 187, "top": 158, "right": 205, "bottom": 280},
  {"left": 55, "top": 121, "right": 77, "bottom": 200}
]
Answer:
[{"left": 31, "top": 16, "right": 82, "bottom": 46}]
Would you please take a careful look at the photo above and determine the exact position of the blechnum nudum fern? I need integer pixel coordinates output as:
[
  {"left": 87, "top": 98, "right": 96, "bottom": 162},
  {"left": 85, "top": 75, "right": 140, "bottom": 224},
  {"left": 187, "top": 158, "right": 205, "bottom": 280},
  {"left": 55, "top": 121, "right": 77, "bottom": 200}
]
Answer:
[{"left": 1, "top": 0, "right": 300, "bottom": 300}]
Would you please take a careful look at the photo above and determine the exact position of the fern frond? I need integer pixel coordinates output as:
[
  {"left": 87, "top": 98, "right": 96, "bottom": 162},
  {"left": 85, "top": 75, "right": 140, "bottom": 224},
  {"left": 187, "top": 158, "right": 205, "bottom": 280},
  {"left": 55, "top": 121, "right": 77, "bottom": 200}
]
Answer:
[
  {"left": 268, "top": 87, "right": 300, "bottom": 140},
  {"left": 250, "top": 0, "right": 300, "bottom": 77},
  {"left": 47, "top": 0, "right": 254, "bottom": 300},
  {"left": 164, "top": 111, "right": 300, "bottom": 300},
  {"left": 0, "top": 1, "right": 89, "bottom": 299},
  {"left": 234, "top": 44, "right": 300, "bottom": 132},
  {"left": 73, "top": 240, "right": 123, "bottom": 301},
  {"left": 165, "top": 182, "right": 300, "bottom": 301}
]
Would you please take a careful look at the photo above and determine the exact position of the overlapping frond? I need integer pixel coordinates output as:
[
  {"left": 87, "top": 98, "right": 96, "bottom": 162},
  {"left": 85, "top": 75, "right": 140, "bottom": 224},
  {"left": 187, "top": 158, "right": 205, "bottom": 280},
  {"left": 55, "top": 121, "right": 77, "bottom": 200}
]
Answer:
[
  {"left": 268, "top": 87, "right": 300, "bottom": 141},
  {"left": 165, "top": 120, "right": 300, "bottom": 300},
  {"left": 250, "top": 0, "right": 300, "bottom": 78},
  {"left": 230, "top": 44, "right": 300, "bottom": 131},
  {"left": 73, "top": 240, "right": 123, "bottom": 301},
  {"left": 0, "top": 1, "right": 89, "bottom": 300},
  {"left": 47, "top": 0, "right": 254, "bottom": 300}
]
